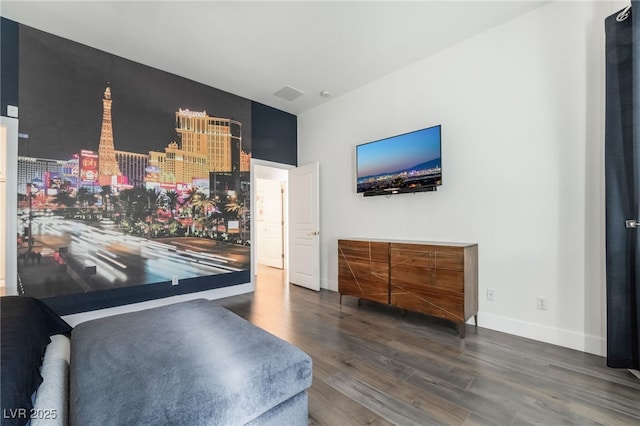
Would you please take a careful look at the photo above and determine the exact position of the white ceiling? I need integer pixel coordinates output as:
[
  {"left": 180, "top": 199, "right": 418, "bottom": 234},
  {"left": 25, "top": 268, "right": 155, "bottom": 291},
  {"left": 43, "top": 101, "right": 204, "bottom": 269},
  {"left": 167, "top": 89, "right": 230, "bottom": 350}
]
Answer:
[{"left": 1, "top": 1, "right": 547, "bottom": 116}]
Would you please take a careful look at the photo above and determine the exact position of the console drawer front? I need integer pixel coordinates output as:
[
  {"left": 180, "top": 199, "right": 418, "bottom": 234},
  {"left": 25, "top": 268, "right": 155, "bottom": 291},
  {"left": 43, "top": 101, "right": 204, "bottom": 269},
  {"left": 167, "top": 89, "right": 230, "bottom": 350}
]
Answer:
[
  {"left": 390, "top": 246, "right": 433, "bottom": 268},
  {"left": 339, "top": 240, "right": 388, "bottom": 263},
  {"left": 339, "top": 276, "right": 388, "bottom": 304},
  {"left": 390, "top": 245, "right": 464, "bottom": 293},
  {"left": 435, "top": 249, "right": 465, "bottom": 271},
  {"left": 391, "top": 264, "right": 436, "bottom": 287},
  {"left": 391, "top": 287, "right": 464, "bottom": 322},
  {"left": 435, "top": 269, "right": 464, "bottom": 293},
  {"left": 339, "top": 240, "right": 389, "bottom": 304}
]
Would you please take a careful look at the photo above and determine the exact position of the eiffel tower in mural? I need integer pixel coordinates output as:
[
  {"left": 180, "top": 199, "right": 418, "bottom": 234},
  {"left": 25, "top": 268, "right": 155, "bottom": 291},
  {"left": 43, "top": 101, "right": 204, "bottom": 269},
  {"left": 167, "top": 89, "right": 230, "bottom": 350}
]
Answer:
[{"left": 98, "top": 84, "right": 122, "bottom": 185}]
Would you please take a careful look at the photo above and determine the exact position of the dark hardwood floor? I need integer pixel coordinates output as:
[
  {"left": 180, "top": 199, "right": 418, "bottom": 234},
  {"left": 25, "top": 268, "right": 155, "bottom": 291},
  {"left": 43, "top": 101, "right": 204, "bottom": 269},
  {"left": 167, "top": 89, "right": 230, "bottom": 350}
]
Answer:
[{"left": 216, "top": 266, "right": 640, "bottom": 426}]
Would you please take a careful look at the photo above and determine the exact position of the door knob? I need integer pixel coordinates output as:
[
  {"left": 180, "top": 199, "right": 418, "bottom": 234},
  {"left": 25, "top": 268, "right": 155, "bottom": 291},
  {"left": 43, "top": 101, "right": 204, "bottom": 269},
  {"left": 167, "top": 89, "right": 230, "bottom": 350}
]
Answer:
[
  {"left": 626, "top": 220, "right": 639, "bottom": 229},
  {"left": 308, "top": 231, "right": 319, "bottom": 236}
]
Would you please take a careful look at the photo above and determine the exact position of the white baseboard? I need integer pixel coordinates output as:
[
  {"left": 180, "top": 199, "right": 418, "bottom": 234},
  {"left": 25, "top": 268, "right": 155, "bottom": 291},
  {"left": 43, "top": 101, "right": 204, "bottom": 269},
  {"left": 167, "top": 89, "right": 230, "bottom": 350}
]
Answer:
[
  {"left": 293, "top": 280, "right": 608, "bottom": 357},
  {"left": 322, "top": 278, "right": 338, "bottom": 292},
  {"left": 63, "top": 282, "right": 255, "bottom": 327},
  {"left": 476, "top": 312, "right": 606, "bottom": 357}
]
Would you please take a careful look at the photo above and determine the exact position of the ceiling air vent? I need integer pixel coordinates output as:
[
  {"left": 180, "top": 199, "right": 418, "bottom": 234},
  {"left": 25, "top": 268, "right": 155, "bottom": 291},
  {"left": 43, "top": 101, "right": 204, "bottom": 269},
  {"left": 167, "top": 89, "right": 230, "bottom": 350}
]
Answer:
[{"left": 273, "top": 85, "right": 304, "bottom": 102}]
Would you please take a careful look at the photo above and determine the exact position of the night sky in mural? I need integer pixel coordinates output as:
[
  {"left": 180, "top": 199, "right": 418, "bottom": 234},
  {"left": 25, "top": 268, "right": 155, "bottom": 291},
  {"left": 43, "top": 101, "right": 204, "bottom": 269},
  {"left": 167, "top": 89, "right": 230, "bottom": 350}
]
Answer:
[{"left": 18, "top": 25, "right": 252, "bottom": 160}]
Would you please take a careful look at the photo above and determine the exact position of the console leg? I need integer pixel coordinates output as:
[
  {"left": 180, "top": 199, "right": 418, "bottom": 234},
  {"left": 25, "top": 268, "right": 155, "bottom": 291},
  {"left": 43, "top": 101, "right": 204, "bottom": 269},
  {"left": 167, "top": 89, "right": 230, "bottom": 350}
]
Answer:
[
  {"left": 339, "top": 294, "right": 342, "bottom": 305},
  {"left": 474, "top": 314, "right": 478, "bottom": 327},
  {"left": 357, "top": 298, "right": 362, "bottom": 306},
  {"left": 458, "top": 323, "right": 466, "bottom": 338}
]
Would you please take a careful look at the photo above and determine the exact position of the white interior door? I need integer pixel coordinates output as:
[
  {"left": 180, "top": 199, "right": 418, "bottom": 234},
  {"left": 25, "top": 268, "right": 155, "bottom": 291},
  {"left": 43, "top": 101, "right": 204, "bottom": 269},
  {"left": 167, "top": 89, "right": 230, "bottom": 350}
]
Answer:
[
  {"left": 256, "top": 178, "right": 284, "bottom": 269},
  {"left": 288, "top": 162, "right": 320, "bottom": 291}
]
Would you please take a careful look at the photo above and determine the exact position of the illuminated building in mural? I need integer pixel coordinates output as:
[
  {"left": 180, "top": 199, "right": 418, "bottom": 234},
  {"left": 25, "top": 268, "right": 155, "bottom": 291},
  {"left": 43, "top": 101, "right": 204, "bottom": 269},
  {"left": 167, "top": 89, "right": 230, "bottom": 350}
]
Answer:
[
  {"left": 116, "top": 150, "right": 149, "bottom": 188},
  {"left": 149, "top": 109, "right": 249, "bottom": 188},
  {"left": 97, "top": 85, "right": 123, "bottom": 185},
  {"left": 240, "top": 150, "right": 250, "bottom": 172},
  {"left": 149, "top": 141, "right": 208, "bottom": 189},
  {"left": 78, "top": 150, "right": 99, "bottom": 189},
  {"left": 17, "top": 156, "right": 66, "bottom": 194},
  {"left": 175, "top": 109, "right": 247, "bottom": 173}
]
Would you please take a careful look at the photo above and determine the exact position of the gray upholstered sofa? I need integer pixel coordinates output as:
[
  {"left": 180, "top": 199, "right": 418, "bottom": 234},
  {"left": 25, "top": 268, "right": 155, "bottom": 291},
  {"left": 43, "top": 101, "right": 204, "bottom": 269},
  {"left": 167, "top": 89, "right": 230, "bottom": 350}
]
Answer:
[
  {"left": 69, "top": 298, "right": 313, "bottom": 425},
  {"left": 0, "top": 296, "right": 312, "bottom": 425}
]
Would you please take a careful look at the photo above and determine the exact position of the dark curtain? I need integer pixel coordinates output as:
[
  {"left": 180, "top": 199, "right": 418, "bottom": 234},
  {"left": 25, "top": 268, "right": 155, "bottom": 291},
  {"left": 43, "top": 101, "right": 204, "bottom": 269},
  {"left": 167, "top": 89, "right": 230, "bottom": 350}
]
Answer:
[{"left": 605, "top": 2, "right": 640, "bottom": 369}]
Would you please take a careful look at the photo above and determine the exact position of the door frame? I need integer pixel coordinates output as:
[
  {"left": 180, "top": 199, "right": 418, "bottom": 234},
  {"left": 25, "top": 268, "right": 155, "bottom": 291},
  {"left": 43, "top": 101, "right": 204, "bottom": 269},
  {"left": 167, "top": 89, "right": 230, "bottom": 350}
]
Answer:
[
  {"left": 255, "top": 177, "right": 285, "bottom": 269},
  {"left": 1, "top": 117, "right": 18, "bottom": 296},
  {"left": 250, "top": 159, "right": 294, "bottom": 286}
]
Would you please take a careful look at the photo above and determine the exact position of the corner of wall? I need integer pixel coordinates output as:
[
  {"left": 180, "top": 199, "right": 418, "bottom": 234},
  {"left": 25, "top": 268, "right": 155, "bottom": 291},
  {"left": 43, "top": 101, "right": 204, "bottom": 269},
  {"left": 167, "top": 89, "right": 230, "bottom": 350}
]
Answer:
[{"left": 477, "top": 312, "right": 606, "bottom": 356}]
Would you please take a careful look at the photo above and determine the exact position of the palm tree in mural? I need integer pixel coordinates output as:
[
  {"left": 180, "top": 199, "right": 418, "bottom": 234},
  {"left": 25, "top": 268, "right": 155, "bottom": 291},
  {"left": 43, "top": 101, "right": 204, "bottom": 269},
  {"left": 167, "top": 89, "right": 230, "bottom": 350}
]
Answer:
[
  {"left": 77, "top": 187, "right": 96, "bottom": 207},
  {"left": 53, "top": 191, "right": 76, "bottom": 208},
  {"left": 144, "top": 188, "right": 161, "bottom": 223},
  {"left": 224, "top": 200, "right": 243, "bottom": 218},
  {"left": 152, "top": 191, "right": 170, "bottom": 228},
  {"left": 100, "top": 185, "right": 112, "bottom": 218},
  {"left": 201, "top": 195, "right": 219, "bottom": 237},
  {"left": 127, "top": 188, "right": 148, "bottom": 232},
  {"left": 167, "top": 220, "right": 180, "bottom": 237},
  {"left": 164, "top": 190, "right": 180, "bottom": 220},
  {"left": 100, "top": 185, "right": 112, "bottom": 198},
  {"left": 114, "top": 188, "right": 133, "bottom": 231},
  {"left": 225, "top": 200, "right": 246, "bottom": 243},
  {"left": 183, "top": 189, "right": 209, "bottom": 235},
  {"left": 206, "top": 195, "right": 223, "bottom": 239},
  {"left": 117, "top": 188, "right": 136, "bottom": 218},
  {"left": 184, "top": 187, "right": 200, "bottom": 210},
  {"left": 144, "top": 187, "right": 160, "bottom": 210}
]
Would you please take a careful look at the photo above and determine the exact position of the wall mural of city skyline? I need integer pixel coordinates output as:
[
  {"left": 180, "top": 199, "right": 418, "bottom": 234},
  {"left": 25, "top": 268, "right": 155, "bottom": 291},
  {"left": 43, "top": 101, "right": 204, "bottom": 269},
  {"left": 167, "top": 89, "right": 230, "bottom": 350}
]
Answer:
[{"left": 16, "top": 24, "right": 253, "bottom": 308}]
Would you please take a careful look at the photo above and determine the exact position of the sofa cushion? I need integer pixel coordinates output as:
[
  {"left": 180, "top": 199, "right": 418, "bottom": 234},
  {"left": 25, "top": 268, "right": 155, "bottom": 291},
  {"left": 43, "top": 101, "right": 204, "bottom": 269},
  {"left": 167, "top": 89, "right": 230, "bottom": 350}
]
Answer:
[{"left": 70, "top": 299, "right": 312, "bottom": 425}]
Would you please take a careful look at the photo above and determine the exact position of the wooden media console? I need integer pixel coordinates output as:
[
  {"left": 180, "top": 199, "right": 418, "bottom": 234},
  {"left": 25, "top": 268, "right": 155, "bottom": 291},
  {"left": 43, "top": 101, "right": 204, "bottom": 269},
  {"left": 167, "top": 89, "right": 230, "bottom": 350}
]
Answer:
[{"left": 338, "top": 238, "right": 478, "bottom": 337}]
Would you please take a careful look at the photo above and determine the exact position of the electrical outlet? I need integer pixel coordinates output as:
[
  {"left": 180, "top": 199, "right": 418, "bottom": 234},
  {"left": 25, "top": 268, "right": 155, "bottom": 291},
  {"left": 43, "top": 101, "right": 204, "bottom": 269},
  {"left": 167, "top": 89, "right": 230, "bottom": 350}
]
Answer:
[
  {"left": 171, "top": 276, "right": 179, "bottom": 286},
  {"left": 487, "top": 288, "right": 496, "bottom": 301},
  {"left": 537, "top": 296, "right": 547, "bottom": 311}
]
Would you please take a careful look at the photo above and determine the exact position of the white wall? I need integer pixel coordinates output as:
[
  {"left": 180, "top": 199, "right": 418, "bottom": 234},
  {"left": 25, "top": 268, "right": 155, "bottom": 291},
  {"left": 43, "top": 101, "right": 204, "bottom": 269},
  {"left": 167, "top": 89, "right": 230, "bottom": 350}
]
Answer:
[
  {"left": 298, "top": 1, "right": 625, "bottom": 356},
  {"left": 62, "top": 283, "right": 253, "bottom": 327}
]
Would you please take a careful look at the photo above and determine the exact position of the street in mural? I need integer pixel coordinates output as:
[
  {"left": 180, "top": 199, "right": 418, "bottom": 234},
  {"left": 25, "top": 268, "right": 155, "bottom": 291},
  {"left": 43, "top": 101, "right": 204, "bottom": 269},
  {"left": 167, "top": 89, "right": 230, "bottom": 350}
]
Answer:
[{"left": 16, "top": 25, "right": 251, "bottom": 299}]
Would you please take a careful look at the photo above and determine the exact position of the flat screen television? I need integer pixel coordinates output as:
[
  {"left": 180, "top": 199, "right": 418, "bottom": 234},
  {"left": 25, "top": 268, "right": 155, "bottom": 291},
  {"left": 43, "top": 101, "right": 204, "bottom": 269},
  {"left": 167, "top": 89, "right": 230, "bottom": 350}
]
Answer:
[{"left": 356, "top": 124, "right": 442, "bottom": 197}]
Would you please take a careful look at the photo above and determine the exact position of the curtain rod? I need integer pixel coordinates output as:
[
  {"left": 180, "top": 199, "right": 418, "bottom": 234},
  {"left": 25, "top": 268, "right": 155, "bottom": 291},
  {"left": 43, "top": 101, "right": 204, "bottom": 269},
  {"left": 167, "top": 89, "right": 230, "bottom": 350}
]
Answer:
[{"left": 617, "top": 4, "right": 631, "bottom": 22}]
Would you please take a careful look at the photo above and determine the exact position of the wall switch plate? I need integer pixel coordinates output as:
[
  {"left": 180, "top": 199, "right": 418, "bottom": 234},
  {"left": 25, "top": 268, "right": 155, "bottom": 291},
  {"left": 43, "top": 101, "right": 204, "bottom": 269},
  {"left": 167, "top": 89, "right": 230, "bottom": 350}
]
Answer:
[
  {"left": 537, "top": 296, "right": 547, "bottom": 311},
  {"left": 171, "top": 276, "right": 179, "bottom": 285},
  {"left": 7, "top": 105, "right": 18, "bottom": 118},
  {"left": 487, "top": 288, "right": 496, "bottom": 301}
]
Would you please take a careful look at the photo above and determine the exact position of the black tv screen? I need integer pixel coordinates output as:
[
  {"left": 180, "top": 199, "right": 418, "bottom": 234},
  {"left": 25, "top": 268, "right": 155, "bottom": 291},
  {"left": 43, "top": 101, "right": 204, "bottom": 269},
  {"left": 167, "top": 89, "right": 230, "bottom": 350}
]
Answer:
[{"left": 356, "top": 124, "right": 442, "bottom": 196}]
